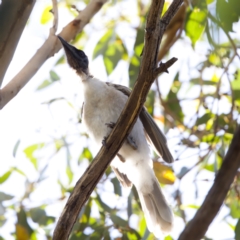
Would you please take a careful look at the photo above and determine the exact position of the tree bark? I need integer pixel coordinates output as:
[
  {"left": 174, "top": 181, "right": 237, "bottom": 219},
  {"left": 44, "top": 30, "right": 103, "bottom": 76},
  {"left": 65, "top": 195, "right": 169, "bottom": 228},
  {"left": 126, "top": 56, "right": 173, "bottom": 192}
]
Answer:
[{"left": 0, "top": 0, "right": 36, "bottom": 87}]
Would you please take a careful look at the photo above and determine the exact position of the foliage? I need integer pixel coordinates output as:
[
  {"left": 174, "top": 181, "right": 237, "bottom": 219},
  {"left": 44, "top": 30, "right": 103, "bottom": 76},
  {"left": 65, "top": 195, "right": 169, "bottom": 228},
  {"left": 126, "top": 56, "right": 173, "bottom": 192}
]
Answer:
[{"left": 0, "top": 0, "right": 240, "bottom": 239}]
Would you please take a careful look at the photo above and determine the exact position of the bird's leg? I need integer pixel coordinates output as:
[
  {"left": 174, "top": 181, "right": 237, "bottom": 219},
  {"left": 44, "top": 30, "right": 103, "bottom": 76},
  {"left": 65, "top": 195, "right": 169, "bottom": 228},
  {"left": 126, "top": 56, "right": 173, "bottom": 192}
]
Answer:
[
  {"left": 101, "top": 122, "right": 116, "bottom": 147},
  {"left": 102, "top": 136, "right": 108, "bottom": 147},
  {"left": 105, "top": 122, "right": 115, "bottom": 128},
  {"left": 105, "top": 122, "right": 138, "bottom": 150}
]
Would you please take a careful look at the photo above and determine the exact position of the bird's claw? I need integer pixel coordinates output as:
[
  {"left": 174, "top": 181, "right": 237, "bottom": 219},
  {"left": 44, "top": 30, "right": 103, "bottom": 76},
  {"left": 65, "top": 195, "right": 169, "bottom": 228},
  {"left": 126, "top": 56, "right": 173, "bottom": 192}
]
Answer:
[
  {"left": 102, "top": 136, "right": 108, "bottom": 147},
  {"left": 105, "top": 122, "right": 115, "bottom": 128}
]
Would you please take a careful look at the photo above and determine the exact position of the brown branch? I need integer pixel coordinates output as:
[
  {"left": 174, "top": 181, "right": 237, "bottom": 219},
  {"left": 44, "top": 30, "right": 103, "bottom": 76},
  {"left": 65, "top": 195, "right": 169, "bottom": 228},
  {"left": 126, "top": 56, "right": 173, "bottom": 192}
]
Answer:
[
  {"left": 52, "top": 0, "right": 183, "bottom": 239},
  {"left": 0, "top": 0, "right": 108, "bottom": 110},
  {"left": 0, "top": 0, "right": 36, "bottom": 87},
  {"left": 50, "top": 0, "right": 58, "bottom": 35},
  {"left": 154, "top": 57, "right": 178, "bottom": 77},
  {"left": 178, "top": 126, "right": 240, "bottom": 240}
]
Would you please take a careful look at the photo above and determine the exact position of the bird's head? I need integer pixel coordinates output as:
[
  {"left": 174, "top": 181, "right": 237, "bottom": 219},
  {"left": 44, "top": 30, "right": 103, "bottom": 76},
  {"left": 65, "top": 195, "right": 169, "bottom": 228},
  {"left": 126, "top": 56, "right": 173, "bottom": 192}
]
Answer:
[{"left": 58, "top": 36, "right": 89, "bottom": 77}]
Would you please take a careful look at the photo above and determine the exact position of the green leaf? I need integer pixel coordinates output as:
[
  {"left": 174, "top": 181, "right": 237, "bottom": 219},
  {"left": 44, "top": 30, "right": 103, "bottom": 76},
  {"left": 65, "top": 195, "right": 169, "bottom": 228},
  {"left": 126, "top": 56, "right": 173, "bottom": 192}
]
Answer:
[
  {"left": 208, "top": 53, "right": 221, "bottom": 67},
  {"left": 204, "top": 163, "right": 214, "bottom": 172},
  {"left": 66, "top": 166, "right": 73, "bottom": 184},
  {"left": 127, "top": 194, "right": 132, "bottom": 218},
  {"left": 153, "top": 162, "right": 176, "bottom": 185},
  {"left": 196, "top": 112, "right": 213, "bottom": 125},
  {"left": 145, "top": 90, "right": 155, "bottom": 116},
  {"left": 109, "top": 213, "right": 128, "bottom": 228},
  {"left": 217, "top": 0, "right": 240, "bottom": 32},
  {"left": 0, "top": 192, "right": 14, "bottom": 201},
  {"left": 55, "top": 55, "right": 65, "bottom": 65},
  {"left": 79, "top": 147, "right": 93, "bottom": 162},
  {"left": 36, "top": 70, "right": 60, "bottom": 90},
  {"left": 50, "top": 70, "right": 60, "bottom": 81},
  {"left": 0, "top": 215, "right": 6, "bottom": 228},
  {"left": 16, "top": 208, "right": 33, "bottom": 239},
  {"left": 30, "top": 208, "right": 46, "bottom": 223},
  {"left": 202, "top": 134, "right": 219, "bottom": 143},
  {"left": 55, "top": 139, "right": 64, "bottom": 151},
  {"left": 190, "top": 78, "right": 217, "bottom": 86},
  {"left": 231, "top": 72, "right": 240, "bottom": 100},
  {"left": 129, "top": 28, "right": 144, "bottom": 88},
  {"left": 185, "top": 0, "right": 207, "bottom": 46},
  {"left": 230, "top": 200, "right": 240, "bottom": 218},
  {"left": 165, "top": 236, "right": 173, "bottom": 240},
  {"left": 13, "top": 167, "right": 27, "bottom": 177},
  {"left": 36, "top": 79, "right": 53, "bottom": 91},
  {"left": 226, "top": 188, "right": 240, "bottom": 219},
  {"left": 13, "top": 139, "right": 20, "bottom": 157},
  {"left": 235, "top": 219, "right": 240, "bottom": 240},
  {"left": 111, "top": 177, "right": 122, "bottom": 196},
  {"left": 30, "top": 207, "right": 55, "bottom": 226},
  {"left": 166, "top": 73, "right": 184, "bottom": 122},
  {"left": 103, "top": 40, "right": 124, "bottom": 75},
  {"left": 23, "top": 143, "right": 45, "bottom": 170},
  {"left": 40, "top": 6, "right": 53, "bottom": 25},
  {"left": 177, "top": 167, "right": 189, "bottom": 179},
  {"left": 0, "top": 170, "right": 12, "bottom": 184},
  {"left": 95, "top": 195, "right": 112, "bottom": 212},
  {"left": 93, "top": 29, "right": 113, "bottom": 59}
]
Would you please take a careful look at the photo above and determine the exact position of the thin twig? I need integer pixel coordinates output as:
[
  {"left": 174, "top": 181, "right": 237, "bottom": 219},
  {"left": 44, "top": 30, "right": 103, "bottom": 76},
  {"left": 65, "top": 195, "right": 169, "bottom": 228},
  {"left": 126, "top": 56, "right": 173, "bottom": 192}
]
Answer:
[{"left": 154, "top": 57, "right": 178, "bottom": 77}]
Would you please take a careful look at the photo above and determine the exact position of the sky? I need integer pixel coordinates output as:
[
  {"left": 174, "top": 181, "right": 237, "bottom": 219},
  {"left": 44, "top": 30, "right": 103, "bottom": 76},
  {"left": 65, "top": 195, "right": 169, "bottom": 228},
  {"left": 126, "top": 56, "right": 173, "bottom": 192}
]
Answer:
[{"left": 0, "top": 0, "right": 239, "bottom": 239}]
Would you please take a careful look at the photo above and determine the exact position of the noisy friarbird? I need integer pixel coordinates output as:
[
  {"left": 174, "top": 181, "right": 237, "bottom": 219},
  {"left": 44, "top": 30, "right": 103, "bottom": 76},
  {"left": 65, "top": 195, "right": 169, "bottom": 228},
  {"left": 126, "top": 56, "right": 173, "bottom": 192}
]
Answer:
[{"left": 58, "top": 36, "right": 174, "bottom": 237}]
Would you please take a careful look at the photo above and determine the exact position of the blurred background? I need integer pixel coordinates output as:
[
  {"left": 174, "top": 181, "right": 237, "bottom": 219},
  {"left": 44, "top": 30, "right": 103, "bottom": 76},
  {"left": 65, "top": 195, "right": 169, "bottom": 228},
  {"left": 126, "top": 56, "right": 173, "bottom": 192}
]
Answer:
[{"left": 0, "top": 0, "right": 240, "bottom": 239}]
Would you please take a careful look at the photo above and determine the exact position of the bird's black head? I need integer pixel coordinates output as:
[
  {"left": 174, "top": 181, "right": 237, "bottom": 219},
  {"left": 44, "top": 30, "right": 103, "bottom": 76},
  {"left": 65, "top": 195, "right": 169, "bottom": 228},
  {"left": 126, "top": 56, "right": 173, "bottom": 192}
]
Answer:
[{"left": 58, "top": 36, "right": 89, "bottom": 76}]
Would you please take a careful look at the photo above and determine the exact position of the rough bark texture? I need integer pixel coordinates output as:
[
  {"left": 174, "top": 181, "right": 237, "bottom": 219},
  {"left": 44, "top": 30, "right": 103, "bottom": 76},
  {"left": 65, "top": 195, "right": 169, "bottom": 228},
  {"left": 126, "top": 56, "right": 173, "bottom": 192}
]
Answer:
[
  {"left": 52, "top": 0, "right": 183, "bottom": 239},
  {"left": 178, "top": 126, "right": 240, "bottom": 240},
  {"left": 0, "top": 0, "right": 36, "bottom": 87}
]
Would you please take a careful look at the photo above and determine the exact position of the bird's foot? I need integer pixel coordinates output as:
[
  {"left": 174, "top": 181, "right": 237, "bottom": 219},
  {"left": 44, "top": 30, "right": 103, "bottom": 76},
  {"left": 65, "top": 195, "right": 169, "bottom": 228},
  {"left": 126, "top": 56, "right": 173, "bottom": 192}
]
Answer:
[
  {"left": 102, "top": 136, "right": 108, "bottom": 147},
  {"left": 105, "top": 122, "right": 137, "bottom": 150},
  {"left": 105, "top": 122, "right": 115, "bottom": 128}
]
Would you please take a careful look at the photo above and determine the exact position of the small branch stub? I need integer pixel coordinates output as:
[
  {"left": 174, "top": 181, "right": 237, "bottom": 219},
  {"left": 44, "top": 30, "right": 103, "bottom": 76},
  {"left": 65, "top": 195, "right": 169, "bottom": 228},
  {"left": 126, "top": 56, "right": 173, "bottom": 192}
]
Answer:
[{"left": 154, "top": 57, "right": 178, "bottom": 77}]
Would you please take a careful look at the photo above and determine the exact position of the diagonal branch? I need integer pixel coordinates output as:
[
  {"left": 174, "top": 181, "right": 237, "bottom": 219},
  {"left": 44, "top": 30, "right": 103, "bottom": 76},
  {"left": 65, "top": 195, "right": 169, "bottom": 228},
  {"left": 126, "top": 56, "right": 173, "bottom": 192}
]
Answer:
[
  {"left": 178, "top": 126, "right": 240, "bottom": 240},
  {"left": 50, "top": 0, "right": 59, "bottom": 35},
  {"left": 52, "top": 0, "right": 183, "bottom": 239},
  {"left": 0, "top": 0, "right": 36, "bottom": 87},
  {"left": 0, "top": 0, "right": 108, "bottom": 110}
]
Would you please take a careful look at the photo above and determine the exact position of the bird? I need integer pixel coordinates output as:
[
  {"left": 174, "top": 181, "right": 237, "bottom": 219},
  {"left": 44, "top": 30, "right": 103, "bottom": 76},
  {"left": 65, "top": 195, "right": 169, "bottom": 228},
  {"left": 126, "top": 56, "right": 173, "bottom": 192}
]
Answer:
[{"left": 58, "top": 36, "right": 174, "bottom": 238}]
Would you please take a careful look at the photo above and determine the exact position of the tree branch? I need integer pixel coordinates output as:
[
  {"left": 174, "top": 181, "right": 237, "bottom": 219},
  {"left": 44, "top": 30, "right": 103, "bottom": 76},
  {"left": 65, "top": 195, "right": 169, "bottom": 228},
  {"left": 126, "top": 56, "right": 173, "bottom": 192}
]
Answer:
[
  {"left": 50, "top": 0, "right": 58, "bottom": 35},
  {"left": 178, "top": 126, "right": 240, "bottom": 240},
  {"left": 0, "top": 0, "right": 36, "bottom": 87},
  {"left": 0, "top": 0, "right": 108, "bottom": 110},
  {"left": 154, "top": 57, "right": 178, "bottom": 77},
  {"left": 52, "top": 0, "right": 183, "bottom": 239}
]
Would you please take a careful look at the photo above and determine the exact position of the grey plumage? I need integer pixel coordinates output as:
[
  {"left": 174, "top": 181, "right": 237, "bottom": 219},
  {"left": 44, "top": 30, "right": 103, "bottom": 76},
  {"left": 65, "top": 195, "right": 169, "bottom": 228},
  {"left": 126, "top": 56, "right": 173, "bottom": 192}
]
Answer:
[
  {"left": 58, "top": 36, "right": 174, "bottom": 238},
  {"left": 106, "top": 82, "right": 174, "bottom": 163}
]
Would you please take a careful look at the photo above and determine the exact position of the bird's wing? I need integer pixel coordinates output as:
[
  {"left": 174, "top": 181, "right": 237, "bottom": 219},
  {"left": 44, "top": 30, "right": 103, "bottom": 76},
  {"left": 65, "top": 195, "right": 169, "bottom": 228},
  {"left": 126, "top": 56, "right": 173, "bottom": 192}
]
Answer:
[
  {"left": 139, "top": 108, "right": 174, "bottom": 163},
  {"left": 106, "top": 82, "right": 174, "bottom": 163}
]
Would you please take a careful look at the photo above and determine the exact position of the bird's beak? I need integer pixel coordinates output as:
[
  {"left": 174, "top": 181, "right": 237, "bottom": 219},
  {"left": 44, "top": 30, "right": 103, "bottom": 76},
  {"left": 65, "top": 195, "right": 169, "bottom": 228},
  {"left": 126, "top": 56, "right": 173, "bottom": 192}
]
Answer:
[{"left": 58, "top": 36, "right": 89, "bottom": 75}]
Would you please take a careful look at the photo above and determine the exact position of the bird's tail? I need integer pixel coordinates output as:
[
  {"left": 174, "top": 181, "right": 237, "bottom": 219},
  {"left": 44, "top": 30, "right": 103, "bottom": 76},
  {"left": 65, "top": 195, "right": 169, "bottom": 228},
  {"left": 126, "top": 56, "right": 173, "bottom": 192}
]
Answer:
[{"left": 137, "top": 178, "right": 173, "bottom": 238}]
